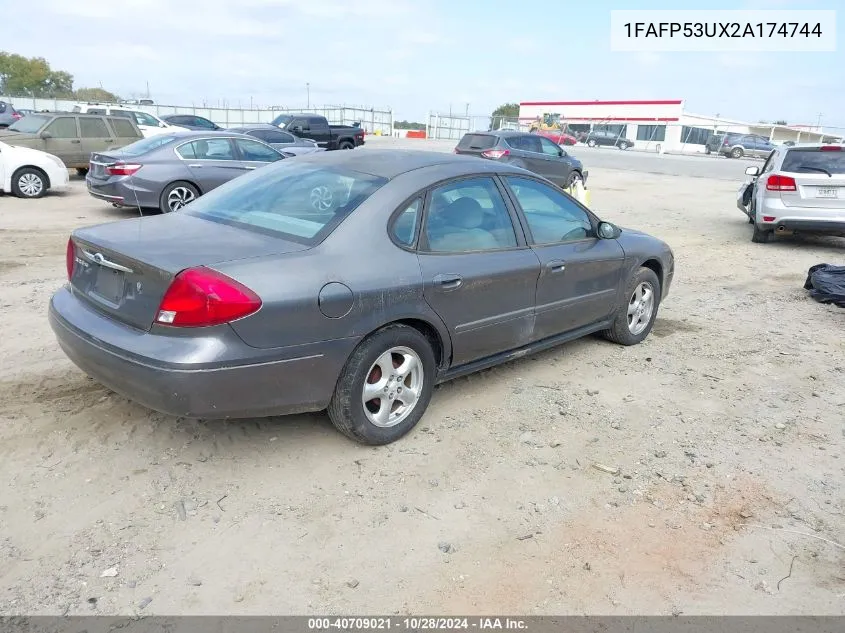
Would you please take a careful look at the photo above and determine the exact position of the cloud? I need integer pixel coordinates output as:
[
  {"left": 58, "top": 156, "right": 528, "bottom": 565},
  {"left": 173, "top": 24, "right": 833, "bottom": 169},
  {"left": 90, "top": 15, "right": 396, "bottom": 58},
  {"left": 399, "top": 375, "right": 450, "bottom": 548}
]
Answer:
[
  {"left": 716, "top": 53, "right": 763, "bottom": 69},
  {"left": 633, "top": 51, "right": 662, "bottom": 66}
]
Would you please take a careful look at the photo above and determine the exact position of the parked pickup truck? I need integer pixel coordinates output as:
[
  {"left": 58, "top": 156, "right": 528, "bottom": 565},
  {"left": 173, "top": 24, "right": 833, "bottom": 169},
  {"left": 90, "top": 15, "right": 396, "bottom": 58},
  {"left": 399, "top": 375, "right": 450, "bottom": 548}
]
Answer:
[{"left": 269, "top": 113, "right": 364, "bottom": 150}]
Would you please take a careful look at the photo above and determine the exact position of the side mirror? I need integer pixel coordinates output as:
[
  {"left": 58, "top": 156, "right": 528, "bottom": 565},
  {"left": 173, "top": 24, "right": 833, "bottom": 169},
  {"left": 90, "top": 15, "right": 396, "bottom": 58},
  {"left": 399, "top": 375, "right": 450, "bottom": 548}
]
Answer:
[
  {"left": 745, "top": 166, "right": 760, "bottom": 176},
  {"left": 290, "top": 125, "right": 301, "bottom": 133},
  {"left": 598, "top": 222, "right": 620, "bottom": 239},
  {"left": 160, "top": 122, "right": 167, "bottom": 128},
  {"left": 40, "top": 131, "right": 52, "bottom": 140},
  {"left": 558, "top": 149, "right": 564, "bottom": 156}
]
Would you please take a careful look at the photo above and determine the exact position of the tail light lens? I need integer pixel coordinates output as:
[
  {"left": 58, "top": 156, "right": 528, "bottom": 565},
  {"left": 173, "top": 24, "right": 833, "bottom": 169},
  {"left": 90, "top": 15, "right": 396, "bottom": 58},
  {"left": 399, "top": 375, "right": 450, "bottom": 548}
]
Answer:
[
  {"left": 12, "top": 112, "right": 22, "bottom": 120},
  {"left": 66, "top": 238, "right": 76, "bottom": 281},
  {"left": 106, "top": 163, "right": 142, "bottom": 176},
  {"left": 819, "top": 146, "right": 842, "bottom": 151},
  {"left": 481, "top": 149, "right": 510, "bottom": 159},
  {"left": 766, "top": 174, "right": 797, "bottom": 191},
  {"left": 155, "top": 267, "right": 262, "bottom": 328}
]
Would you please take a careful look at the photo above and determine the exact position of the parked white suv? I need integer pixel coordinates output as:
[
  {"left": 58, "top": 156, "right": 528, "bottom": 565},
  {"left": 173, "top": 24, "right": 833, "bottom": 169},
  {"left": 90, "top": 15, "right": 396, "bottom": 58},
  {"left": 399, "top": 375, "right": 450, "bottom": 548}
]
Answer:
[
  {"left": 737, "top": 143, "right": 845, "bottom": 243},
  {"left": 71, "top": 104, "right": 188, "bottom": 138}
]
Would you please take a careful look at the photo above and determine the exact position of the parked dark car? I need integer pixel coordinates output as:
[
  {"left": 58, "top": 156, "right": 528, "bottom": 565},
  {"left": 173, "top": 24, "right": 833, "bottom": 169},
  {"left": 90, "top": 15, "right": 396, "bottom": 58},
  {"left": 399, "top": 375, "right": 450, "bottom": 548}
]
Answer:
[
  {"left": 706, "top": 132, "right": 775, "bottom": 158},
  {"left": 454, "top": 131, "right": 586, "bottom": 189},
  {"left": 50, "top": 149, "right": 674, "bottom": 445},
  {"left": 583, "top": 130, "right": 633, "bottom": 150},
  {"left": 0, "top": 101, "right": 23, "bottom": 128},
  {"left": 161, "top": 114, "right": 222, "bottom": 131},
  {"left": 226, "top": 124, "right": 324, "bottom": 155},
  {"left": 85, "top": 131, "right": 285, "bottom": 212},
  {"left": 269, "top": 113, "right": 364, "bottom": 150}
]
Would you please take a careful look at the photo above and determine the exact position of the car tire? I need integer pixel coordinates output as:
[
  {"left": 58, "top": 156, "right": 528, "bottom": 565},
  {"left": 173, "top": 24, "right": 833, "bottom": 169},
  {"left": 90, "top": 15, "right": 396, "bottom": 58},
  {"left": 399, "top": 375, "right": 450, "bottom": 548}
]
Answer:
[
  {"left": 11, "top": 167, "right": 48, "bottom": 199},
  {"left": 339, "top": 140, "right": 354, "bottom": 150},
  {"left": 618, "top": 142, "right": 630, "bottom": 150},
  {"left": 565, "top": 171, "right": 583, "bottom": 188},
  {"left": 730, "top": 147, "right": 744, "bottom": 159},
  {"left": 328, "top": 324, "right": 437, "bottom": 445},
  {"left": 601, "top": 267, "right": 661, "bottom": 346},
  {"left": 751, "top": 223, "right": 771, "bottom": 243},
  {"left": 76, "top": 167, "right": 89, "bottom": 176},
  {"left": 160, "top": 181, "right": 200, "bottom": 213},
  {"left": 587, "top": 139, "right": 597, "bottom": 148}
]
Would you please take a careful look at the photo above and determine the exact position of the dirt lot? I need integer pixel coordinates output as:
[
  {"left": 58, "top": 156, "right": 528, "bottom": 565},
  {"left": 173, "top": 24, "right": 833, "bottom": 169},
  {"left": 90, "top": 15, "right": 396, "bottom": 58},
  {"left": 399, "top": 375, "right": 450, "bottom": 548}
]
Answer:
[{"left": 0, "top": 162, "right": 843, "bottom": 616}]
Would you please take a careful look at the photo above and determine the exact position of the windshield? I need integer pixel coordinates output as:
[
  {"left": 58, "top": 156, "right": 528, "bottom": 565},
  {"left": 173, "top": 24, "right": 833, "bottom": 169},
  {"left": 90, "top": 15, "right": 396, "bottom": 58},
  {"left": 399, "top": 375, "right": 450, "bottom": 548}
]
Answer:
[
  {"left": 8, "top": 115, "right": 49, "bottom": 133},
  {"left": 115, "top": 134, "right": 179, "bottom": 156},
  {"left": 270, "top": 115, "right": 293, "bottom": 128},
  {"left": 781, "top": 148, "right": 845, "bottom": 175},
  {"left": 185, "top": 161, "right": 387, "bottom": 244}
]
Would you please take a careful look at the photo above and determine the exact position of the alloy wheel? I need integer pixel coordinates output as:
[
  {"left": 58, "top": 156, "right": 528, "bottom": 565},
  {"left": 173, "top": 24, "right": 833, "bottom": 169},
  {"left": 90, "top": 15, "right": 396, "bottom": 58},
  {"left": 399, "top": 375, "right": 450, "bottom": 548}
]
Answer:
[
  {"left": 167, "top": 186, "right": 195, "bottom": 211},
  {"left": 627, "top": 282, "right": 655, "bottom": 335},
  {"left": 18, "top": 173, "right": 44, "bottom": 197},
  {"left": 362, "top": 347, "right": 424, "bottom": 428}
]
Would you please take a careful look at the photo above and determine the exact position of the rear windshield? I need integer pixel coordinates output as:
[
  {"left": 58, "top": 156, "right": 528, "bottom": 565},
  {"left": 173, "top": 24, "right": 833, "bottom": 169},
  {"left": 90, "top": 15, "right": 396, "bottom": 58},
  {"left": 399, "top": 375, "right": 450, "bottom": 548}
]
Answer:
[
  {"left": 781, "top": 148, "right": 845, "bottom": 175},
  {"left": 271, "top": 114, "right": 293, "bottom": 128},
  {"left": 185, "top": 162, "right": 388, "bottom": 244},
  {"left": 457, "top": 134, "right": 497, "bottom": 150},
  {"left": 116, "top": 134, "right": 179, "bottom": 156},
  {"left": 8, "top": 115, "right": 49, "bottom": 133}
]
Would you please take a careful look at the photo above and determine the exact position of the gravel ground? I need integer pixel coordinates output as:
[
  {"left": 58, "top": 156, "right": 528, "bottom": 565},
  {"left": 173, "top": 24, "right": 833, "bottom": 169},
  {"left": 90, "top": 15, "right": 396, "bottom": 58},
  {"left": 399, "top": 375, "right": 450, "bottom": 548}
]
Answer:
[{"left": 0, "top": 159, "right": 843, "bottom": 616}]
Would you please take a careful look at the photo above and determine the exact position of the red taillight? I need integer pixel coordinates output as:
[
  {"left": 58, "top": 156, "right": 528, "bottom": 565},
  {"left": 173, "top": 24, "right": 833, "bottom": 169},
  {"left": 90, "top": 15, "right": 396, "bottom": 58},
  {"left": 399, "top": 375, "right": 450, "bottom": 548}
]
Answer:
[
  {"left": 66, "top": 238, "right": 75, "bottom": 281},
  {"left": 819, "top": 146, "right": 842, "bottom": 151},
  {"left": 155, "top": 267, "right": 261, "bottom": 328},
  {"left": 12, "top": 112, "right": 22, "bottom": 120},
  {"left": 481, "top": 149, "right": 510, "bottom": 159},
  {"left": 762, "top": 216, "right": 776, "bottom": 222},
  {"left": 106, "top": 163, "right": 142, "bottom": 176},
  {"left": 766, "top": 174, "right": 797, "bottom": 191}
]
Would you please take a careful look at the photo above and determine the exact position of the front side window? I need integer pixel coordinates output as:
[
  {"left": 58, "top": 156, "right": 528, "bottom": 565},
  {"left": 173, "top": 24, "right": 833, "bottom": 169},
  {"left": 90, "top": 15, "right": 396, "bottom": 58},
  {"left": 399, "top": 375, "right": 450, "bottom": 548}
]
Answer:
[
  {"left": 132, "top": 111, "right": 160, "bottom": 127},
  {"left": 44, "top": 117, "right": 78, "bottom": 138},
  {"left": 235, "top": 138, "right": 283, "bottom": 162},
  {"left": 506, "top": 176, "right": 592, "bottom": 245},
  {"left": 539, "top": 137, "right": 562, "bottom": 156},
  {"left": 185, "top": 163, "right": 387, "bottom": 243},
  {"left": 423, "top": 177, "right": 518, "bottom": 253},
  {"left": 178, "top": 138, "right": 235, "bottom": 160}
]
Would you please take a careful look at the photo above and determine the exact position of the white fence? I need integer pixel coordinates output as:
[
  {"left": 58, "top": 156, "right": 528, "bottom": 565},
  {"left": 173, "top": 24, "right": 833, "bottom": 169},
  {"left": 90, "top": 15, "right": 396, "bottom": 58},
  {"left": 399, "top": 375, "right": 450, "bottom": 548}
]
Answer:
[{"left": 3, "top": 96, "right": 394, "bottom": 135}]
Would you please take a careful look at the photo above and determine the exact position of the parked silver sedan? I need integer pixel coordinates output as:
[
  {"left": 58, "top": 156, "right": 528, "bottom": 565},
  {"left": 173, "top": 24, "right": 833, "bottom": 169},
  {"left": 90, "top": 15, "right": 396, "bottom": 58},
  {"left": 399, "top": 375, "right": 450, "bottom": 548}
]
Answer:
[
  {"left": 86, "top": 131, "right": 286, "bottom": 213},
  {"left": 226, "top": 124, "right": 325, "bottom": 156},
  {"left": 737, "top": 143, "right": 845, "bottom": 243}
]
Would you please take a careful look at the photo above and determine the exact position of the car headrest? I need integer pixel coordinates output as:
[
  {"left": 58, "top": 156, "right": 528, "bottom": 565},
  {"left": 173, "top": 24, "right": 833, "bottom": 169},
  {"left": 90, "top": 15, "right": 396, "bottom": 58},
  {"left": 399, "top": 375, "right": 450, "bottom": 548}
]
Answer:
[{"left": 443, "top": 197, "right": 484, "bottom": 229}]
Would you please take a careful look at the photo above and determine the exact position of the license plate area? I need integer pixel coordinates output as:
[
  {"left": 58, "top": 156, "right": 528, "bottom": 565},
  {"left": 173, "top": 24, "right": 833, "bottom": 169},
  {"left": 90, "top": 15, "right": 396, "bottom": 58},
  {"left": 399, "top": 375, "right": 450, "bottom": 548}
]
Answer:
[
  {"left": 816, "top": 187, "right": 840, "bottom": 198},
  {"left": 92, "top": 265, "right": 125, "bottom": 304}
]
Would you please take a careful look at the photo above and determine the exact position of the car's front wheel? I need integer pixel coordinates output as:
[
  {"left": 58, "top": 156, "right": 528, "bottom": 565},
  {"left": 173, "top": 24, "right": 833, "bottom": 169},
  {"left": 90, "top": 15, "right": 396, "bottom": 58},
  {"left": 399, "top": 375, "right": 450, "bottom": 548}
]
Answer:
[
  {"left": 601, "top": 267, "right": 661, "bottom": 346},
  {"left": 618, "top": 141, "right": 630, "bottom": 150},
  {"left": 160, "top": 181, "right": 200, "bottom": 213},
  {"left": 328, "top": 324, "right": 436, "bottom": 445},
  {"left": 338, "top": 140, "right": 354, "bottom": 150},
  {"left": 565, "top": 171, "right": 583, "bottom": 188},
  {"left": 730, "top": 147, "right": 744, "bottom": 159},
  {"left": 11, "top": 167, "right": 47, "bottom": 199},
  {"left": 587, "top": 139, "right": 597, "bottom": 148}
]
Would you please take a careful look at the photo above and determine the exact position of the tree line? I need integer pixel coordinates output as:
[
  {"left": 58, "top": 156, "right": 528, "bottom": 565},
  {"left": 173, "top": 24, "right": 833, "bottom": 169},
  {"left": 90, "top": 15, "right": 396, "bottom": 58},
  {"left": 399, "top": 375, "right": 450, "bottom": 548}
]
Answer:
[{"left": 0, "top": 51, "right": 120, "bottom": 103}]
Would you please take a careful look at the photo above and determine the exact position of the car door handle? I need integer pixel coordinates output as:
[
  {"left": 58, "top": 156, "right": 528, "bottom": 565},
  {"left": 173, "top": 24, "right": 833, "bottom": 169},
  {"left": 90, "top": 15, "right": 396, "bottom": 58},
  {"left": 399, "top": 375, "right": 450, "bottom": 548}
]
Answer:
[
  {"left": 243, "top": 166, "right": 257, "bottom": 170},
  {"left": 187, "top": 164, "right": 203, "bottom": 168},
  {"left": 546, "top": 260, "right": 566, "bottom": 273},
  {"left": 70, "top": 139, "right": 81, "bottom": 144},
  {"left": 433, "top": 274, "right": 462, "bottom": 290},
  {"left": 104, "top": 139, "right": 113, "bottom": 143}
]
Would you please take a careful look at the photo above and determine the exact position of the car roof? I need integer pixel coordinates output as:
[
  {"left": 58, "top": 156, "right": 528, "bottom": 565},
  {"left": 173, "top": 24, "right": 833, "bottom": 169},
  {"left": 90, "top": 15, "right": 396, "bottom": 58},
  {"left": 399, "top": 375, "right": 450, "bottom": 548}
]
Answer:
[
  {"left": 783, "top": 142, "right": 845, "bottom": 149},
  {"left": 293, "top": 149, "right": 525, "bottom": 179},
  {"left": 227, "top": 124, "right": 278, "bottom": 130}
]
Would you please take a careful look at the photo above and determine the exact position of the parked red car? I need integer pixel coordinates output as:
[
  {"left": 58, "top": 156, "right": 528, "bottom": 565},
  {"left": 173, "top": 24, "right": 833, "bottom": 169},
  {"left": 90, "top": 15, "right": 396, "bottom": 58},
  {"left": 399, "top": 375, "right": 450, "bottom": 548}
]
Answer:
[{"left": 533, "top": 129, "right": 578, "bottom": 146}]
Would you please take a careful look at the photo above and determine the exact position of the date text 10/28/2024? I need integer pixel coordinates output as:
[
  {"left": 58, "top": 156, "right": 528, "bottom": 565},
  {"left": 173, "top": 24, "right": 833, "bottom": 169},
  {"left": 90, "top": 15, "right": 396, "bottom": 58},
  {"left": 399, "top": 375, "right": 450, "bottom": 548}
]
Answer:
[{"left": 308, "top": 617, "right": 528, "bottom": 630}]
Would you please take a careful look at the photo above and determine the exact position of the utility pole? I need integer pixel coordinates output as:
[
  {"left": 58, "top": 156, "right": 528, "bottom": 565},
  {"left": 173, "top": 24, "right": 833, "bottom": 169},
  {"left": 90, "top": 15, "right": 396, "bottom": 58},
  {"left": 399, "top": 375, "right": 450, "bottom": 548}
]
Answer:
[
  {"left": 465, "top": 102, "right": 469, "bottom": 116},
  {"left": 306, "top": 83, "right": 310, "bottom": 108},
  {"left": 816, "top": 112, "right": 823, "bottom": 130}
]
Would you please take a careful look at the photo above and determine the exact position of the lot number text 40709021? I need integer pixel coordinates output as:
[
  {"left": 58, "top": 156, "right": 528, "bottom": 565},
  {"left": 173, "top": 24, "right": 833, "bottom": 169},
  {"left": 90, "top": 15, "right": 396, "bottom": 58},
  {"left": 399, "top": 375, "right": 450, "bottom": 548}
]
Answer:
[{"left": 307, "top": 617, "right": 528, "bottom": 630}]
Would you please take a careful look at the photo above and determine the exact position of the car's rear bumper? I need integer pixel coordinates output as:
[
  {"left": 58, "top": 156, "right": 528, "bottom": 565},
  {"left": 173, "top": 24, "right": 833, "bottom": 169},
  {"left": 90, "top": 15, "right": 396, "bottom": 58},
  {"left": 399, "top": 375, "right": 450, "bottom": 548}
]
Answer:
[
  {"left": 86, "top": 176, "right": 160, "bottom": 208},
  {"left": 758, "top": 197, "right": 845, "bottom": 234},
  {"left": 49, "top": 286, "right": 357, "bottom": 419}
]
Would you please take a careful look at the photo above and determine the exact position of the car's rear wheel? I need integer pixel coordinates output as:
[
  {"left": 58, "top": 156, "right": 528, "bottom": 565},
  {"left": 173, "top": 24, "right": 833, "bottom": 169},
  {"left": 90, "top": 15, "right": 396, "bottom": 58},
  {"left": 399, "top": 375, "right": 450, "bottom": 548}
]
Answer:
[
  {"left": 160, "top": 181, "right": 199, "bottom": 213},
  {"left": 751, "top": 223, "right": 771, "bottom": 243},
  {"left": 11, "top": 167, "right": 47, "bottom": 199},
  {"left": 730, "top": 147, "right": 744, "bottom": 159},
  {"left": 76, "top": 167, "right": 89, "bottom": 176},
  {"left": 565, "top": 171, "right": 583, "bottom": 188},
  {"left": 618, "top": 141, "right": 630, "bottom": 150},
  {"left": 339, "top": 140, "right": 354, "bottom": 150},
  {"left": 328, "top": 324, "right": 436, "bottom": 445},
  {"left": 587, "top": 139, "right": 597, "bottom": 148},
  {"left": 601, "top": 267, "right": 660, "bottom": 346}
]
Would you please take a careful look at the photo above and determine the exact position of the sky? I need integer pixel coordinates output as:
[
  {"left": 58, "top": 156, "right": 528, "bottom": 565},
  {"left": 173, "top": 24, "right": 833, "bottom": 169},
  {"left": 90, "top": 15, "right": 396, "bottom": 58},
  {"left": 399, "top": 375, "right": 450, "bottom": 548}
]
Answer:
[{"left": 2, "top": 0, "right": 843, "bottom": 129}]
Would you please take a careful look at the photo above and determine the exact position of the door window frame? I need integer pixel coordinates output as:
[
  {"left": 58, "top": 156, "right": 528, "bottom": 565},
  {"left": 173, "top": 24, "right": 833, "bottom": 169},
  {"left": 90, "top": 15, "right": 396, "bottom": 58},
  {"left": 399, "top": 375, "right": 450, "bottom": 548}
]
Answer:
[
  {"left": 501, "top": 174, "right": 600, "bottom": 248},
  {"left": 232, "top": 137, "right": 284, "bottom": 162},
  {"left": 44, "top": 116, "right": 81, "bottom": 139},
  {"left": 386, "top": 174, "right": 531, "bottom": 255}
]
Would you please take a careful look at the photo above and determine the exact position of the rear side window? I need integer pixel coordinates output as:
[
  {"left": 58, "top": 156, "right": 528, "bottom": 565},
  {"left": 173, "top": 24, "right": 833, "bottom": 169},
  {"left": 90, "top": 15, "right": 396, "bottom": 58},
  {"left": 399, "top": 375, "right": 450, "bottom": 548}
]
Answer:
[
  {"left": 110, "top": 118, "right": 140, "bottom": 138},
  {"left": 185, "top": 163, "right": 388, "bottom": 243},
  {"left": 457, "top": 134, "right": 497, "bottom": 150},
  {"left": 781, "top": 148, "right": 845, "bottom": 175},
  {"left": 391, "top": 198, "right": 421, "bottom": 246},
  {"left": 79, "top": 117, "right": 109, "bottom": 138},
  {"left": 118, "top": 134, "right": 179, "bottom": 157}
]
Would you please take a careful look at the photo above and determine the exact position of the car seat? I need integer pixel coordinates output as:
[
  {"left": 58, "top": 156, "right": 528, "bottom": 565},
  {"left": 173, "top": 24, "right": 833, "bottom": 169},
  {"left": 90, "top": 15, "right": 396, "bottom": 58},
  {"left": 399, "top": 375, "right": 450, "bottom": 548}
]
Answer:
[{"left": 427, "top": 197, "right": 500, "bottom": 252}]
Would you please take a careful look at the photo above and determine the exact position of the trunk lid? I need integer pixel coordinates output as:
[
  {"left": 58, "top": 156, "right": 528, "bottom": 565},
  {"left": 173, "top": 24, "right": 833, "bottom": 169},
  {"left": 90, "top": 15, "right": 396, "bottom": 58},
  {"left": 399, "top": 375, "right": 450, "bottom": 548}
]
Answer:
[
  {"left": 69, "top": 213, "right": 310, "bottom": 331},
  {"left": 88, "top": 150, "right": 126, "bottom": 180},
  {"left": 778, "top": 147, "right": 845, "bottom": 209},
  {"left": 454, "top": 133, "right": 498, "bottom": 157}
]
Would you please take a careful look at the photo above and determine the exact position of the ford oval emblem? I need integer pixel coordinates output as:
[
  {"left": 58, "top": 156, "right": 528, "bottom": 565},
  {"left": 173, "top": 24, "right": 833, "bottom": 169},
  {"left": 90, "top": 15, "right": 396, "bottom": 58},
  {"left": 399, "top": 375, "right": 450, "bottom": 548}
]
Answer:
[{"left": 136, "top": 281, "right": 143, "bottom": 293}]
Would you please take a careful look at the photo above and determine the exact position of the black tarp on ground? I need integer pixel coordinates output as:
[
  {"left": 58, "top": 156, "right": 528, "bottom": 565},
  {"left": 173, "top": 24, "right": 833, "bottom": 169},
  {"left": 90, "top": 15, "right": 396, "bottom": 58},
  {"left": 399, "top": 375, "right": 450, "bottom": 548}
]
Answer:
[{"left": 804, "top": 264, "right": 845, "bottom": 308}]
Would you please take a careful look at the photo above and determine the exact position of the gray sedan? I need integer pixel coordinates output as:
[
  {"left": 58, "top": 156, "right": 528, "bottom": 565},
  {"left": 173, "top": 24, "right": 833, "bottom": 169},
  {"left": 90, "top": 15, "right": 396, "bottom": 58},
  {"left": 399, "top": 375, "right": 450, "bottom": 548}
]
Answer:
[
  {"left": 51, "top": 150, "right": 675, "bottom": 445},
  {"left": 85, "top": 131, "right": 285, "bottom": 213},
  {"left": 226, "top": 124, "right": 325, "bottom": 156}
]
